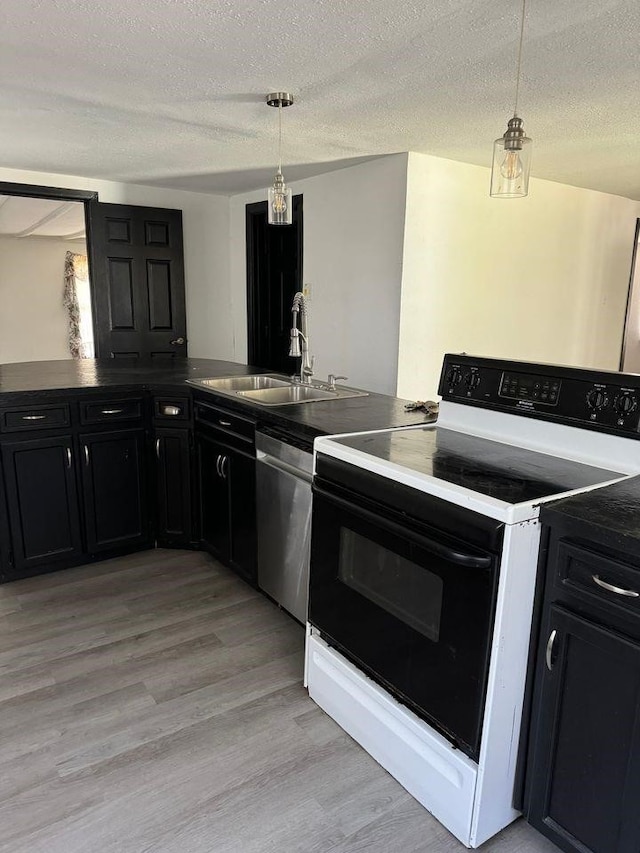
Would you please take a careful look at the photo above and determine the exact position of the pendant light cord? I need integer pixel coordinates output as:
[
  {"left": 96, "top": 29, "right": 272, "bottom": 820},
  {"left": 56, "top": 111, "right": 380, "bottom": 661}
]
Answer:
[
  {"left": 513, "top": 0, "right": 527, "bottom": 117},
  {"left": 278, "top": 102, "right": 283, "bottom": 174}
]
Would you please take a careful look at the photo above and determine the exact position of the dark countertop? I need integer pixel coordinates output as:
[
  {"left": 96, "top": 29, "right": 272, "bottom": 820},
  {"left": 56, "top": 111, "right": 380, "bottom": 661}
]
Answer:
[
  {"left": 541, "top": 475, "right": 640, "bottom": 550},
  {"left": 0, "top": 358, "right": 433, "bottom": 438},
  {"left": 0, "top": 358, "right": 252, "bottom": 395}
]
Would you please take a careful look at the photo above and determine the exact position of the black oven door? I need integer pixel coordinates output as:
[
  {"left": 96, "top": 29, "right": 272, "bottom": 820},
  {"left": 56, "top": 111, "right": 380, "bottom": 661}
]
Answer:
[{"left": 309, "top": 465, "right": 503, "bottom": 761}]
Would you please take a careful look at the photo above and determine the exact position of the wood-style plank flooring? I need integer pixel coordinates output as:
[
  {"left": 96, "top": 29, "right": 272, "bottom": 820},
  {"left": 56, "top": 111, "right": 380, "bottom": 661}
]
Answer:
[{"left": 0, "top": 550, "right": 558, "bottom": 853}]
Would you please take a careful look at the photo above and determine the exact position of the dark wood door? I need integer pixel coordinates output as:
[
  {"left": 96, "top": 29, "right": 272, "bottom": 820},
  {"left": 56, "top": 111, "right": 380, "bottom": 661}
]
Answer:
[
  {"left": 1, "top": 436, "right": 83, "bottom": 573},
  {"left": 527, "top": 604, "right": 640, "bottom": 853},
  {"left": 228, "top": 449, "right": 257, "bottom": 584},
  {"left": 80, "top": 429, "right": 149, "bottom": 552},
  {"left": 88, "top": 202, "right": 187, "bottom": 359},
  {"left": 246, "top": 196, "right": 303, "bottom": 373},
  {"left": 155, "top": 427, "right": 192, "bottom": 546},
  {"left": 196, "top": 431, "right": 230, "bottom": 560}
]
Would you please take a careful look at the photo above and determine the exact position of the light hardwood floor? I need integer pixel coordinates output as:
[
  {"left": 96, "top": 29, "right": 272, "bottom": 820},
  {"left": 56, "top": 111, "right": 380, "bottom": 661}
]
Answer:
[{"left": 0, "top": 550, "right": 558, "bottom": 853}]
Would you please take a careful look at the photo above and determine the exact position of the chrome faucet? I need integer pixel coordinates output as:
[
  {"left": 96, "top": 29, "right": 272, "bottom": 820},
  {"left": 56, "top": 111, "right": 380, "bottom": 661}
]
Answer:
[{"left": 288, "top": 291, "right": 314, "bottom": 384}]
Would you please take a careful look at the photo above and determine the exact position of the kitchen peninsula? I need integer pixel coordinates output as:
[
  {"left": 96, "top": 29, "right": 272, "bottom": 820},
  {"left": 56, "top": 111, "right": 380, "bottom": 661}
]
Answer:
[{"left": 0, "top": 357, "right": 432, "bottom": 584}]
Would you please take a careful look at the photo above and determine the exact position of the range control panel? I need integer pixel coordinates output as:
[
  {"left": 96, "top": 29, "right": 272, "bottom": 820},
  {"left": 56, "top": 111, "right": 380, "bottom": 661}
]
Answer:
[{"left": 438, "top": 354, "right": 640, "bottom": 438}]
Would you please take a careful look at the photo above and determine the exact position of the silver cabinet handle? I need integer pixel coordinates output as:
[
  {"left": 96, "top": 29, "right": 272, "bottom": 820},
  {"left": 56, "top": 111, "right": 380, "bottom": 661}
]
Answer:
[
  {"left": 219, "top": 420, "right": 232, "bottom": 427},
  {"left": 592, "top": 574, "right": 639, "bottom": 598},
  {"left": 101, "top": 408, "right": 123, "bottom": 415},
  {"left": 156, "top": 437, "right": 161, "bottom": 459},
  {"left": 23, "top": 414, "right": 46, "bottom": 421},
  {"left": 215, "top": 454, "right": 222, "bottom": 478},
  {"left": 170, "top": 337, "right": 185, "bottom": 345},
  {"left": 545, "top": 629, "right": 557, "bottom": 672},
  {"left": 221, "top": 455, "right": 228, "bottom": 479},
  {"left": 66, "top": 447, "right": 72, "bottom": 469},
  {"left": 162, "top": 405, "right": 181, "bottom": 416},
  {"left": 84, "top": 445, "right": 90, "bottom": 466}
]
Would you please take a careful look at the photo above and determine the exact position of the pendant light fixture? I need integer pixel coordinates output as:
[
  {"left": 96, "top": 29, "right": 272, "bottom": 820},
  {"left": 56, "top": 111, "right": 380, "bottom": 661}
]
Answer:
[
  {"left": 266, "top": 92, "right": 294, "bottom": 225},
  {"left": 490, "top": 0, "right": 532, "bottom": 198}
]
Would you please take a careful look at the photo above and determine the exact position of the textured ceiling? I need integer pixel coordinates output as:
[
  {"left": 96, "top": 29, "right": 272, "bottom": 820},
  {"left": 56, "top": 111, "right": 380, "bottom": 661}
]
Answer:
[
  {"left": 0, "top": 196, "right": 85, "bottom": 238},
  {"left": 0, "top": 0, "right": 638, "bottom": 199}
]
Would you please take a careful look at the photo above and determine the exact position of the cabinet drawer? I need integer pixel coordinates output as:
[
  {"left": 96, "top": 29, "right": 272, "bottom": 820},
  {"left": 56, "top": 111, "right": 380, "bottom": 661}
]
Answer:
[
  {"left": 556, "top": 540, "right": 640, "bottom": 625},
  {"left": 154, "top": 397, "right": 190, "bottom": 422},
  {"left": 194, "top": 401, "right": 254, "bottom": 445},
  {"left": 80, "top": 398, "right": 143, "bottom": 425},
  {"left": 1, "top": 404, "right": 70, "bottom": 433}
]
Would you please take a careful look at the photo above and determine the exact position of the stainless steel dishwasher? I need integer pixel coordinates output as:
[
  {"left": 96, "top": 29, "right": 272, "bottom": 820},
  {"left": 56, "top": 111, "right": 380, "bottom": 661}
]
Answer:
[{"left": 255, "top": 428, "right": 313, "bottom": 623}]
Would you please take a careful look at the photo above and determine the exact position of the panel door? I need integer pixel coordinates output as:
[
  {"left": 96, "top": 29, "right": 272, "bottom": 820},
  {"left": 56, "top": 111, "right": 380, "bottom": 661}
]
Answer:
[
  {"left": 228, "top": 449, "right": 257, "bottom": 584},
  {"left": 88, "top": 202, "right": 187, "bottom": 359},
  {"left": 155, "top": 427, "right": 192, "bottom": 546},
  {"left": 196, "top": 431, "right": 230, "bottom": 561},
  {"left": 80, "top": 429, "right": 149, "bottom": 553},
  {"left": 1, "top": 436, "right": 83, "bottom": 573},
  {"left": 527, "top": 605, "right": 640, "bottom": 853}
]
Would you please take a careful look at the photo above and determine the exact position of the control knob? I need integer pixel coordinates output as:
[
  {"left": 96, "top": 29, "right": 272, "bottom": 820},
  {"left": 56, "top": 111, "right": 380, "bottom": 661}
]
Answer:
[
  {"left": 586, "top": 389, "right": 609, "bottom": 411},
  {"left": 447, "top": 366, "right": 463, "bottom": 388},
  {"left": 464, "top": 372, "right": 481, "bottom": 390},
  {"left": 614, "top": 392, "right": 638, "bottom": 415}
]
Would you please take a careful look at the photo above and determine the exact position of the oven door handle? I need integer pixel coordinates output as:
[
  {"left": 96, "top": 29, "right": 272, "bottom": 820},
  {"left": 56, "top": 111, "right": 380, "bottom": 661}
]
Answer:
[{"left": 313, "top": 485, "right": 493, "bottom": 569}]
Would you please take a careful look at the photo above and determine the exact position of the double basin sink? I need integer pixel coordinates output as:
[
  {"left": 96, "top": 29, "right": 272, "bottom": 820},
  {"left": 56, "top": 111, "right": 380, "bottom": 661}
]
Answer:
[{"left": 188, "top": 374, "right": 368, "bottom": 406}]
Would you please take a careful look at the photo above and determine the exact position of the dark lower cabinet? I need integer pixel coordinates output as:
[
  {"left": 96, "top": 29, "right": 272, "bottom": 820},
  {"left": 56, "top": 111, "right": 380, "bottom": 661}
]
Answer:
[
  {"left": 1, "top": 436, "right": 83, "bottom": 575},
  {"left": 197, "top": 431, "right": 231, "bottom": 561},
  {"left": 196, "top": 427, "right": 256, "bottom": 584},
  {"left": 227, "top": 449, "right": 256, "bottom": 583},
  {"left": 0, "top": 391, "right": 257, "bottom": 584},
  {"left": 80, "top": 429, "right": 150, "bottom": 553},
  {"left": 155, "top": 427, "right": 192, "bottom": 546},
  {"left": 526, "top": 604, "right": 640, "bottom": 853}
]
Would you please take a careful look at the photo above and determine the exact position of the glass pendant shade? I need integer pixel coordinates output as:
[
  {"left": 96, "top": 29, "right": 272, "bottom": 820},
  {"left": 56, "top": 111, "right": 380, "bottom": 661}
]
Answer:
[
  {"left": 490, "top": 118, "right": 532, "bottom": 198},
  {"left": 268, "top": 170, "right": 293, "bottom": 225},
  {"left": 266, "top": 93, "right": 294, "bottom": 225},
  {"left": 490, "top": 0, "right": 532, "bottom": 199}
]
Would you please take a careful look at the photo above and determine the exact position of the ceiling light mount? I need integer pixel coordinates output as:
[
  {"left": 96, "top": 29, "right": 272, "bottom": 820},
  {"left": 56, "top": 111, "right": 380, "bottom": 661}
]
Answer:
[
  {"left": 266, "top": 93, "right": 294, "bottom": 109},
  {"left": 266, "top": 93, "right": 294, "bottom": 225},
  {"left": 490, "top": 0, "right": 532, "bottom": 198}
]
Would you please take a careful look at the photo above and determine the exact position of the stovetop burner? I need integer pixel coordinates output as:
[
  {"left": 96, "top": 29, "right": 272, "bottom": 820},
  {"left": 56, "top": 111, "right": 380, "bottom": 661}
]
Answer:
[{"left": 334, "top": 426, "right": 624, "bottom": 506}]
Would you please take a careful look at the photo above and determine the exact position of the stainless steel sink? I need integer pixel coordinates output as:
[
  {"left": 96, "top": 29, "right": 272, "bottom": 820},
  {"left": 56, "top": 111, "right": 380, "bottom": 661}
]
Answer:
[
  {"left": 188, "top": 373, "right": 368, "bottom": 406},
  {"left": 195, "top": 374, "right": 291, "bottom": 392},
  {"left": 238, "top": 385, "right": 339, "bottom": 405}
]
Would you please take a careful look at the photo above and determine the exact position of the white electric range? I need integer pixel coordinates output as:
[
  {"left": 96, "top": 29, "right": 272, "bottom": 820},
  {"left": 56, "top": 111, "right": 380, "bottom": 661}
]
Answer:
[{"left": 305, "top": 354, "right": 640, "bottom": 848}]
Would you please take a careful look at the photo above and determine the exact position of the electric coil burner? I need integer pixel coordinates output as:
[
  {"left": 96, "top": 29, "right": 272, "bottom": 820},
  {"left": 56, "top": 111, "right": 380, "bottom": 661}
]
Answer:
[{"left": 305, "top": 354, "right": 640, "bottom": 848}]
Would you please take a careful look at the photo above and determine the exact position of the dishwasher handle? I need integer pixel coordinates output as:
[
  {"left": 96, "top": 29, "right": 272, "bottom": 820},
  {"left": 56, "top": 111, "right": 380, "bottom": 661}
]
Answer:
[{"left": 256, "top": 449, "right": 313, "bottom": 485}]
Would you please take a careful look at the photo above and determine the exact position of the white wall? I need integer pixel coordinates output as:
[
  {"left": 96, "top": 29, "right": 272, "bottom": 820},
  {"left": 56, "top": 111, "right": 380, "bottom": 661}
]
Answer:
[
  {"left": 621, "top": 225, "right": 640, "bottom": 372},
  {"left": 0, "top": 167, "right": 231, "bottom": 360},
  {"left": 229, "top": 155, "right": 408, "bottom": 395},
  {"left": 0, "top": 236, "right": 86, "bottom": 363},
  {"left": 397, "top": 152, "right": 640, "bottom": 400},
  {"left": 4, "top": 159, "right": 637, "bottom": 400}
]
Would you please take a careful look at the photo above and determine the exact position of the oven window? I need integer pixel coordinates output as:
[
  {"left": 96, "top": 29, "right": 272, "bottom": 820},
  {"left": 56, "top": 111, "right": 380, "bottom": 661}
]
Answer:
[{"left": 338, "top": 528, "right": 443, "bottom": 642}]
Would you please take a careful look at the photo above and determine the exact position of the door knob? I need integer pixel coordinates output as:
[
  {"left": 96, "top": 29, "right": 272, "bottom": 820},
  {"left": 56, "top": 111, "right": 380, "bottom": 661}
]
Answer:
[{"left": 170, "top": 337, "right": 185, "bottom": 346}]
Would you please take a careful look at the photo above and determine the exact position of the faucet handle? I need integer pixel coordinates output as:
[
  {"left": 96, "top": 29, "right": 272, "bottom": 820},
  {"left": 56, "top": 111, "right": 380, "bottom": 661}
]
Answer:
[
  {"left": 328, "top": 374, "right": 348, "bottom": 390},
  {"left": 303, "top": 355, "right": 315, "bottom": 378}
]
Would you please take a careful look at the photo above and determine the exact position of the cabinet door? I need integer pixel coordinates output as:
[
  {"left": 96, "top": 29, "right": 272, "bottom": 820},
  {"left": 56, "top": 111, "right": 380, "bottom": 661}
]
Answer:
[
  {"left": 80, "top": 429, "right": 149, "bottom": 553},
  {"left": 527, "top": 605, "right": 640, "bottom": 853},
  {"left": 196, "top": 431, "right": 230, "bottom": 560},
  {"left": 228, "top": 450, "right": 257, "bottom": 584},
  {"left": 155, "top": 427, "right": 192, "bottom": 546},
  {"left": 1, "top": 436, "right": 83, "bottom": 574}
]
